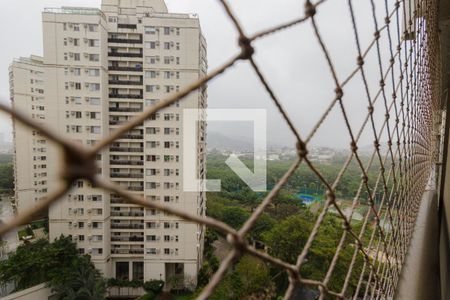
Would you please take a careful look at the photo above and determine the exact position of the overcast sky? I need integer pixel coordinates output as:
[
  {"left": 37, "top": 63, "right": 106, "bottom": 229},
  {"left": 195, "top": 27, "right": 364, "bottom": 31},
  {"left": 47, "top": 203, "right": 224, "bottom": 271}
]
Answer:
[{"left": 0, "top": 0, "right": 401, "bottom": 149}]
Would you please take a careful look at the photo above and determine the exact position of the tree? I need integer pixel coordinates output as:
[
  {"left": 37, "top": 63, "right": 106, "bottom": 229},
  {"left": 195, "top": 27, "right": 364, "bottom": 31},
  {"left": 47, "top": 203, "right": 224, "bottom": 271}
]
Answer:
[
  {"left": 0, "top": 164, "right": 13, "bottom": 191},
  {"left": 220, "top": 206, "right": 250, "bottom": 230},
  {"left": 51, "top": 256, "right": 106, "bottom": 300}
]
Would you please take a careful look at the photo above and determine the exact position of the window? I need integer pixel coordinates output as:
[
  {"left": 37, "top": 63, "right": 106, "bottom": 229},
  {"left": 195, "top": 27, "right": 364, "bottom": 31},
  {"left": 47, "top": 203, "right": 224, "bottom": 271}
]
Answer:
[
  {"left": 145, "top": 99, "right": 158, "bottom": 106},
  {"left": 88, "top": 24, "right": 98, "bottom": 32},
  {"left": 73, "top": 24, "right": 80, "bottom": 31},
  {"left": 146, "top": 85, "right": 158, "bottom": 92},
  {"left": 90, "top": 112, "right": 100, "bottom": 119},
  {"left": 74, "top": 97, "right": 82, "bottom": 104},
  {"left": 164, "top": 142, "right": 171, "bottom": 149},
  {"left": 146, "top": 235, "right": 157, "bottom": 242},
  {"left": 164, "top": 128, "right": 171, "bottom": 135},
  {"left": 74, "top": 53, "right": 81, "bottom": 61},
  {"left": 146, "top": 56, "right": 159, "bottom": 64},
  {"left": 147, "top": 155, "right": 158, "bottom": 162},
  {"left": 92, "top": 222, "right": 102, "bottom": 229},
  {"left": 164, "top": 235, "right": 170, "bottom": 242},
  {"left": 73, "top": 68, "right": 81, "bottom": 76},
  {"left": 164, "top": 248, "right": 170, "bottom": 255},
  {"left": 90, "top": 97, "right": 100, "bottom": 105},
  {"left": 164, "top": 27, "right": 170, "bottom": 35},
  {"left": 79, "top": 235, "right": 85, "bottom": 241},
  {"left": 89, "top": 69, "right": 100, "bottom": 76},
  {"left": 90, "top": 126, "right": 101, "bottom": 134},
  {"left": 89, "top": 39, "right": 99, "bottom": 47},
  {"left": 78, "top": 222, "right": 84, "bottom": 228},
  {"left": 164, "top": 71, "right": 171, "bottom": 79},
  {"left": 75, "top": 83, "right": 81, "bottom": 90},
  {"left": 164, "top": 42, "right": 170, "bottom": 50},
  {"left": 73, "top": 38, "right": 80, "bottom": 46},
  {"left": 147, "top": 222, "right": 158, "bottom": 229},
  {"left": 164, "top": 57, "right": 171, "bottom": 64},
  {"left": 147, "top": 248, "right": 157, "bottom": 255},
  {"left": 146, "top": 169, "right": 157, "bottom": 176},
  {"left": 164, "top": 222, "right": 170, "bottom": 229},
  {"left": 92, "top": 195, "right": 102, "bottom": 202},
  {"left": 147, "top": 141, "right": 158, "bottom": 148},
  {"left": 75, "top": 111, "right": 82, "bottom": 119},
  {"left": 89, "top": 83, "right": 100, "bottom": 91},
  {"left": 78, "top": 248, "right": 85, "bottom": 254},
  {"left": 164, "top": 169, "right": 171, "bottom": 176},
  {"left": 89, "top": 54, "right": 99, "bottom": 62},
  {"left": 145, "top": 41, "right": 157, "bottom": 49},
  {"left": 146, "top": 127, "right": 158, "bottom": 134},
  {"left": 164, "top": 196, "right": 170, "bottom": 202},
  {"left": 108, "top": 16, "right": 118, "bottom": 23},
  {"left": 145, "top": 71, "right": 157, "bottom": 78},
  {"left": 145, "top": 26, "right": 157, "bottom": 34}
]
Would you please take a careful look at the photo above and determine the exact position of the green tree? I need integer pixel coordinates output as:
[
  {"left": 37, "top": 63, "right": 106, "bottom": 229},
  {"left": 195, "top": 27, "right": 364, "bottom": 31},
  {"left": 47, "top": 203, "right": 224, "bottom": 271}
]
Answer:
[{"left": 0, "top": 164, "right": 13, "bottom": 191}]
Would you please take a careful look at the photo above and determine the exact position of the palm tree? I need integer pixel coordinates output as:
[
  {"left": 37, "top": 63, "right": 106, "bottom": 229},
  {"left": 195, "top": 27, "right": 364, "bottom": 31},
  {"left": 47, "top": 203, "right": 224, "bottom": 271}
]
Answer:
[{"left": 51, "top": 256, "right": 106, "bottom": 300}]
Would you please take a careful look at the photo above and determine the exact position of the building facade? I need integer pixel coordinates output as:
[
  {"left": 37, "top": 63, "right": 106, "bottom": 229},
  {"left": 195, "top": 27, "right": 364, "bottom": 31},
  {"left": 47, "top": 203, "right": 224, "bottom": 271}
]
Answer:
[
  {"left": 9, "top": 56, "right": 48, "bottom": 214},
  {"left": 11, "top": 0, "right": 207, "bottom": 287}
]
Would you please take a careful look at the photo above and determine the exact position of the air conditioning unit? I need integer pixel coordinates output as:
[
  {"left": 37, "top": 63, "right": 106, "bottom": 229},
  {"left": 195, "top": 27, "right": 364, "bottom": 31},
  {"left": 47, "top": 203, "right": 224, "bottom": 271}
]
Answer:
[
  {"left": 69, "top": 37, "right": 74, "bottom": 42},
  {"left": 84, "top": 53, "right": 89, "bottom": 57},
  {"left": 84, "top": 24, "right": 88, "bottom": 28},
  {"left": 70, "top": 82, "right": 75, "bottom": 87},
  {"left": 85, "top": 69, "right": 89, "bottom": 73},
  {"left": 87, "top": 222, "right": 92, "bottom": 227},
  {"left": 85, "top": 83, "right": 90, "bottom": 88},
  {"left": 84, "top": 38, "right": 88, "bottom": 43},
  {"left": 68, "top": 23, "right": 73, "bottom": 28},
  {"left": 73, "top": 235, "right": 79, "bottom": 240},
  {"left": 69, "top": 52, "right": 74, "bottom": 57}
]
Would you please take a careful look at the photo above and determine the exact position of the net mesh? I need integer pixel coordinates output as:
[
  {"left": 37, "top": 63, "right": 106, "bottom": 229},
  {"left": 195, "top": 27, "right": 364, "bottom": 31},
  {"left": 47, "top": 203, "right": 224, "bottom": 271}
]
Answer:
[{"left": 1, "top": 0, "right": 442, "bottom": 299}]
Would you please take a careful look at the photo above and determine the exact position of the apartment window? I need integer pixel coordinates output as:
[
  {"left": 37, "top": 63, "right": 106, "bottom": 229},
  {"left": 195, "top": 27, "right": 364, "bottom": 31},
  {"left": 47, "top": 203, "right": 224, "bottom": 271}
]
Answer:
[
  {"left": 164, "top": 42, "right": 170, "bottom": 50},
  {"left": 164, "top": 196, "right": 170, "bottom": 202},
  {"left": 164, "top": 128, "right": 171, "bottom": 135},
  {"left": 90, "top": 126, "right": 101, "bottom": 134},
  {"left": 89, "top": 39, "right": 99, "bottom": 47},
  {"left": 146, "top": 85, "right": 158, "bottom": 92},
  {"left": 147, "top": 235, "right": 157, "bottom": 242},
  {"left": 164, "top": 71, "right": 171, "bottom": 79},
  {"left": 78, "top": 222, "right": 84, "bottom": 228},
  {"left": 163, "top": 155, "right": 172, "bottom": 162},
  {"left": 74, "top": 97, "right": 82, "bottom": 104},
  {"left": 146, "top": 127, "right": 158, "bottom": 134},
  {"left": 88, "top": 69, "right": 100, "bottom": 76},
  {"left": 89, "top": 83, "right": 100, "bottom": 91},
  {"left": 145, "top": 26, "right": 156, "bottom": 34},
  {"left": 78, "top": 248, "right": 85, "bottom": 254},
  {"left": 74, "top": 83, "right": 81, "bottom": 90},
  {"left": 89, "top": 54, "right": 100, "bottom": 62},
  {"left": 146, "top": 182, "right": 157, "bottom": 189},
  {"left": 145, "top": 71, "right": 157, "bottom": 78},
  {"left": 146, "top": 169, "right": 157, "bottom": 176},
  {"left": 92, "top": 195, "right": 102, "bottom": 202},
  {"left": 164, "top": 57, "right": 171, "bottom": 64},
  {"left": 165, "top": 86, "right": 172, "bottom": 93},
  {"left": 164, "top": 222, "right": 170, "bottom": 229},
  {"left": 164, "top": 248, "right": 170, "bottom": 255},
  {"left": 88, "top": 24, "right": 98, "bottom": 32},
  {"left": 73, "top": 68, "right": 81, "bottom": 76},
  {"left": 164, "top": 27, "right": 170, "bottom": 35},
  {"left": 164, "top": 142, "right": 171, "bottom": 149},
  {"left": 147, "top": 155, "right": 158, "bottom": 162},
  {"left": 147, "top": 248, "right": 157, "bottom": 255},
  {"left": 90, "top": 112, "right": 100, "bottom": 119},
  {"left": 73, "top": 38, "right": 80, "bottom": 46},
  {"left": 73, "top": 24, "right": 80, "bottom": 31},
  {"left": 147, "top": 222, "right": 158, "bottom": 229},
  {"left": 145, "top": 41, "right": 157, "bottom": 49},
  {"left": 146, "top": 141, "right": 158, "bottom": 148},
  {"left": 75, "top": 111, "right": 82, "bottom": 119},
  {"left": 92, "top": 235, "right": 103, "bottom": 241},
  {"left": 108, "top": 16, "right": 118, "bottom": 23},
  {"left": 146, "top": 56, "right": 159, "bottom": 65},
  {"left": 164, "top": 235, "right": 170, "bottom": 242},
  {"left": 144, "top": 99, "right": 158, "bottom": 106},
  {"left": 79, "top": 235, "right": 85, "bottom": 241},
  {"left": 164, "top": 169, "right": 170, "bottom": 176},
  {"left": 176, "top": 57, "right": 180, "bottom": 65},
  {"left": 92, "top": 222, "right": 102, "bottom": 229},
  {"left": 74, "top": 53, "right": 81, "bottom": 61},
  {"left": 90, "top": 97, "right": 101, "bottom": 105}
]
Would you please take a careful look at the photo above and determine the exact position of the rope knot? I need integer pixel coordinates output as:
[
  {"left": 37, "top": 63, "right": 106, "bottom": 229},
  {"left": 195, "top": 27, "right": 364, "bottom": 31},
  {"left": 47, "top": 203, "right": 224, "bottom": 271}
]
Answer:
[
  {"left": 304, "top": 1, "right": 316, "bottom": 17},
  {"left": 296, "top": 140, "right": 308, "bottom": 158},
  {"left": 238, "top": 36, "right": 254, "bottom": 60}
]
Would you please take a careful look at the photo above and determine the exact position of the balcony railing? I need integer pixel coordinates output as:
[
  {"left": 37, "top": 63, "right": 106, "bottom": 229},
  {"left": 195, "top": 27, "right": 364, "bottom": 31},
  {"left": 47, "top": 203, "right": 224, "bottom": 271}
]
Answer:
[
  {"left": 109, "top": 107, "right": 143, "bottom": 112},
  {"left": 111, "top": 223, "right": 144, "bottom": 230},
  {"left": 108, "top": 52, "right": 143, "bottom": 58},
  {"left": 119, "top": 134, "right": 144, "bottom": 140},
  {"left": 108, "top": 66, "right": 142, "bottom": 72},
  {"left": 109, "top": 120, "right": 129, "bottom": 126},
  {"left": 117, "top": 24, "right": 137, "bottom": 29},
  {"left": 108, "top": 38, "right": 142, "bottom": 44},
  {"left": 110, "top": 173, "right": 144, "bottom": 179},
  {"left": 109, "top": 160, "right": 144, "bottom": 166},
  {"left": 111, "top": 236, "right": 144, "bottom": 242},
  {"left": 111, "top": 249, "right": 144, "bottom": 255},
  {"left": 111, "top": 211, "right": 145, "bottom": 217},
  {"left": 109, "top": 93, "right": 143, "bottom": 99},
  {"left": 110, "top": 147, "right": 143, "bottom": 152},
  {"left": 109, "top": 80, "right": 143, "bottom": 86},
  {"left": 127, "top": 186, "right": 144, "bottom": 192}
]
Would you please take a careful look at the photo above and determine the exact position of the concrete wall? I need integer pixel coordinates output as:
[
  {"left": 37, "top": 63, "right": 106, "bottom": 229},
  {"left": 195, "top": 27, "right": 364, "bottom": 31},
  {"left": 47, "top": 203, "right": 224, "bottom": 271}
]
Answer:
[{"left": 1, "top": 283, "right": 52, "bottom": 300}]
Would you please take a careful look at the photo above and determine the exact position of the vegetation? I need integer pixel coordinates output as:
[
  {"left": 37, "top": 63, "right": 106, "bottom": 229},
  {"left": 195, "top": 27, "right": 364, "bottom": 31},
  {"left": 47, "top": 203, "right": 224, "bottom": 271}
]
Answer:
[
  {"left": 197, "top": 153, "right": 374, "bottom": 298},
  {"left": 0, "top": 163, "right": 13, "bottom": 192},
  {"left": 0, "top": 236, "right": 106, "bottom": 299}
]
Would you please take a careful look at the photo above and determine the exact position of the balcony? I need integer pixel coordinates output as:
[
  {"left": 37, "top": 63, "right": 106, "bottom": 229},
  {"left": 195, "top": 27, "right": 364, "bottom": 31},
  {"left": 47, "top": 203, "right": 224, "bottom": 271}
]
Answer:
[
  {"left": 109, "top": 107, "right": 142, "bottom": 112},
  {"left": 111, "top": 248, "right": 144, "bottom": 255},
  {"left": 127, "top": 186, "right": 144, "bottom": 192},
  {"left": 110, "top": 147, "right": 143, "bottom": 152},
  {"left": 109, "top": 160, "right": 144, "bottom": 166},
  {"left": 110, "top": 173, "right": 144, "bottom": 179},
  {"left": 117, "top": 24, "right": 137, "bottom": 29},
  {"left": 109, "top": 120, "right": 128, "bottom": 126},
  {"left": 109, "top": 93, "right": 143, "bottom": 99},
  {"left": 111, "top": 211, "right": 145, "bottom": 217},
  {"left": 119, "top": 134, "right": 144, "bottom": 140},
  {"left": 108, "top": 66, "right": 142, "bottom": 72},
  {"left": 108, "top": 52, "right": 143, "bottom": 58},
  {"left": 108, "top": 38, "right": 142, "bottom": 44},
  {"left": 109, "top": 80, "right": 143, "bottom": 86},
  {"left": 111, "top": 223, "right": 144, "bottom": 230},
  {"left": 111, "top": 236, "right": 144, "bottom": 242}
]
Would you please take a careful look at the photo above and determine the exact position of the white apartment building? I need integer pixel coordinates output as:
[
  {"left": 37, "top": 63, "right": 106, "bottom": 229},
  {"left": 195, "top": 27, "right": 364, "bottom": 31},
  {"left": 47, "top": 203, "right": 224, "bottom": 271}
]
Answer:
[
  {"left": 11, "top": 0, "right": 207, "bottom": 288},
  {"left": 9, "top": 56, "right": 48, "bottom": 214}
]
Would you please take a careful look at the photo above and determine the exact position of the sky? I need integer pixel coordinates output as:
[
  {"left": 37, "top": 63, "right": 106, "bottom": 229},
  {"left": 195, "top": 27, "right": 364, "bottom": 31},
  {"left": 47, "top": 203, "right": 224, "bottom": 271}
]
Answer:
[{"left": 0, "top": 0, "right": 401, "bottom": 149}]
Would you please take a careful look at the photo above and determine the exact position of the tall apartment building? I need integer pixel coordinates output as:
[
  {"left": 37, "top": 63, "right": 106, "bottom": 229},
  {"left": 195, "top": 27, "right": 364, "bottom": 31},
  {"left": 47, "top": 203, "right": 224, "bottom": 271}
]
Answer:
[
  {"left": 11, "top": 0, "right": 207, "bottom": 287},
  {"left": 9, "top": 56, "right": 48, "bottom": 214}
]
